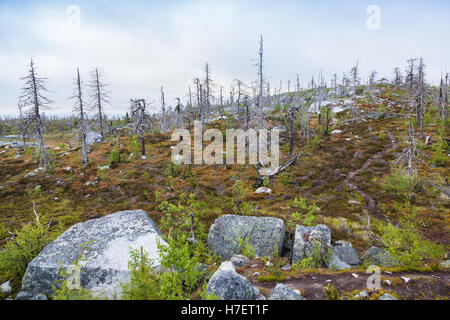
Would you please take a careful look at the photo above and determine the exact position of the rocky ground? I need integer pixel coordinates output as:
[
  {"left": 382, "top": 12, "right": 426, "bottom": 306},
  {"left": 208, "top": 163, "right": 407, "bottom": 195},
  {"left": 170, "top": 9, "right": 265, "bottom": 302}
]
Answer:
[{"left": 0, "top": 84, "right": 449, "bottom": 300}]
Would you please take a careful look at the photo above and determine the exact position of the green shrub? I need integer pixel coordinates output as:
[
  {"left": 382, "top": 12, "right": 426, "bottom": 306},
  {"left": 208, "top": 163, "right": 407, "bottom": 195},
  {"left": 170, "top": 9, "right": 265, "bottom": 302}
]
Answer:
[
  {"left": 382, "top": 167, "right": 418, "bottom": 199},
  {"left": 292, "top": 241, "right": 330, "bottom": 270},
  {"left": 381, "top": 208, "right": 445, "bottom": 269},
  {"left": 324, "top": 284, "right": 340, "bottom": 300},
  {"left": 0, "top": 211, "right": 61, "bottom": 292},
  {"left": 289, "top": 197, "right": 319, "bottom": 228},
  {"left": 128, "top": 136, "right": 141, "bottom": 159},
  {"left": 121, "top": 236, "right": 206, "bottom": 300},
  {"left": 238, "top": 237, "right": 255, "bottom": 259},
  {"left": 108, "top": 149, "right": 120, "bottom": 168},
  {"left": 431, "top": 137, "right": 448, "bottom": 167}
]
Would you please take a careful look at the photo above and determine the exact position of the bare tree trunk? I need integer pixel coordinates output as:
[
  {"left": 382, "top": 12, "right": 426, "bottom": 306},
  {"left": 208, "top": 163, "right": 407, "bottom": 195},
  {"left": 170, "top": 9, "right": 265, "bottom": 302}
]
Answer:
[
  {"left": 74, "top": 68, "right": 88, "bottom": 165},
  {"left": 258, "top": 35, "right": 264, "bottom": 129},
  {"left": 18, "top": 101, "right": 26, "bottom": 148},
  {"left": 161, "top": 86, "right": 167, "bottom": 132},
  {"left": 109, "top": 121, "right": 113, "bottom": 146}
]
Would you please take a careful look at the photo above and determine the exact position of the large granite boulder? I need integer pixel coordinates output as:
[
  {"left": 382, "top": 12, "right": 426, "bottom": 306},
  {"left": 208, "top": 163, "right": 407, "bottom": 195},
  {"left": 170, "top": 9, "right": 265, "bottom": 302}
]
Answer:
[
  {"left": 361, "top": 246, "right": 396, "bottom": 267},
  {"left": 331, "top": 241, "right": 359, "bottom": 267},
  {"left": 206, "top": 261, "right": 265, "bottom": 300},
  {"left": 207, "top": 215, "right": 286, "bottom": 259},
  {"left": 292, "top": 224, "right": 331, "bottom": 264},
  {"left": 268, "top": 283, "right": 306, "bottom": 300},
  {"left": 17, "top": 210, "right": 166, "bottom": 300}
]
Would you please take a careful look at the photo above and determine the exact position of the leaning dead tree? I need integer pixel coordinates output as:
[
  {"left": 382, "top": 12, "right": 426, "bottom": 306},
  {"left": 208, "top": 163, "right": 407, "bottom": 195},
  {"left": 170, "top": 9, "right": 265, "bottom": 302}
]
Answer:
[
  {"left": 130, "top": 99, "right": 152, "bottom": 158},
  {"left": 20, "top": 59, "right": 52, "bottom": 169},
  {"left": 254, "top": 153, "right": 303, "bottom": 186},
  {"left": 70, "top": 68, "right": 89, "bottom": 164},
  {"left": 88, "top": 68, "right": 110, "bottom": 140}
]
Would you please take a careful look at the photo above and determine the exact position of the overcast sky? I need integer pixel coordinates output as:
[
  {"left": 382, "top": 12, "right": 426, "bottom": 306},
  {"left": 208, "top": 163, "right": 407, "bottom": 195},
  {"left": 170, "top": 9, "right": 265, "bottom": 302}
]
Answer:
[{"left": 0, "top": 0, "right": 449, "bottom": 117}]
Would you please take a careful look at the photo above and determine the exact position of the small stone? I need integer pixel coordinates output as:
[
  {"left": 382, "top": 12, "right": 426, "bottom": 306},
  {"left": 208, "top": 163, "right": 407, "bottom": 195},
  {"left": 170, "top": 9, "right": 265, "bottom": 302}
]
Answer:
[
  {"left": 230, "top": 254, "right": 250, "bottom": 268},
  {"left": 255, "top": 187, "right": 272, "bottom": 194},
  {"left": 1, "top": 281, "right": 12, "bottom": 294},
  {"left": 355, "top": 291, "right": 368, "bottom": 298},
  {"left": 331, "top": 130, "right": 342, "bottom": 135},
  {"left": 378, "top": 293, "right": 397, "bottom": 300},
  {"left": 253, "top": 272, "right": 261, "bottom": 277},
  {"left": 439, "top": 260, "right": 450, "bottom": 268},
  {"left": 266, "top": 261, "right": 274, "bottom": 267},
  {"left": 281, "top": 264, "right": 291, "bottom": 271},
  {"left": 401, "top": 276, "right": 411, "bottom": 283},
  {"left": 269, "top": 283, "right": 306, "bottom": 300}
]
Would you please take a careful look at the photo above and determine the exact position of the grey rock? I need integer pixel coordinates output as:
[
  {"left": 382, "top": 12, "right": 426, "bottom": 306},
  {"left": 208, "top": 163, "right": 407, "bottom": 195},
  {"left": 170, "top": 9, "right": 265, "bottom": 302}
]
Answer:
[
  {"left": 328, "top": 254, "right": 351, "bottom": 270},
  {"left": 208, "top": 215, "right": 286, "bottom": 259},
  {"left": 24, "top": 172, "right": 38, "bottom": 178},
  {"left": 254, "top": 187, "right": 272, "bottom": 194},
  {"left": 332, "top": 241, "right": 359, "bottom": 266},
  {"left": 292, "top": 224, "right": 331, "bottom": 264},
  {"left": 361, "top": 246, "right": 396, "bottom": 267},
  {"left": 378, "top": 293, "right": 397, "bottom": 300},
  {"left": 15, "top": 291, "right": 34, "bottom": 300},
  {"left": 281, "top": 264, "right": 291, "bottom": 271},
  {"left": 440, "top": 260, "right": 450, "bottom": 268},
  {"left": 355, "top": 290, "right": 368, "bottom": 299},
  {"left": 206, "top": 262, "right": 266, "bottom": 300},
  {"left": 0, "top": 281, "right": 11, "bottom": 294},
  {"left": 269, "top": 283, "right": 306, "bottom": 300},
  {"left": 231, "top": 254, "right": 250, "bottom": 268},
  {"left": 367, "top": 112, "right": 385, "bottom": 120},
  {"left": 18, "top": 210, "right": 166, "bottom": 300}
]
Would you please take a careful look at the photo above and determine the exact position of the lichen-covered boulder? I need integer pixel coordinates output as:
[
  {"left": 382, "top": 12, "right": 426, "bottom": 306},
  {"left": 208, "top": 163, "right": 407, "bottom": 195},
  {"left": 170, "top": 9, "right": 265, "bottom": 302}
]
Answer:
[
  {"left": 269, "top": 283, "right": 306, "bottom": 300},
  {"left": 17, "top": 210, "right": 166, "bottom": 300},
  {"left": 207, "top": 215, "right": 285, "bottom": 259},
  {"left": 206, "top": 262, "right": 265, "bottom": 300},
  {"left": 292, "top": 224, "right": 331, "bottom": 264},
  {"left": 361, "top": 246, "right": 396, "bottom": 267},
  {"left": 331, "top": 241, "right": 359, "bottom": 267}
]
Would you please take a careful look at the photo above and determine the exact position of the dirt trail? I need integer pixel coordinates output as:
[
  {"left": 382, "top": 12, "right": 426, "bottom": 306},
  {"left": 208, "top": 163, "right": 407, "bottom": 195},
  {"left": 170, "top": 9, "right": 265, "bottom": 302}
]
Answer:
[
  {"left": 254, "top": 270, "right": 450, "bottom": 300},
  {"left": 341, "top": 131, "right": 399, "bottom": 222}
]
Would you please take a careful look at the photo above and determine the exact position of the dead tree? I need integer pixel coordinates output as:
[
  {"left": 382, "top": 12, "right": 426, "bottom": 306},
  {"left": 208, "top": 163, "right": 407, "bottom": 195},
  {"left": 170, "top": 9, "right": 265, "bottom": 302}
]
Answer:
[
  {"left": 175, "top": 98, "right": 183, "bottom": 127},
  {"left": 20, "top": 59, "right": 52, "bottom": 169},
  {"left": 160, "top": 86, "right": 167, "bottom": 132},
  {"left": 219, "top": 85, "right": 224, "bottom": 121},
  {"left": 393, "top": 67, "right": 403, "bottom": 89},
  {"left": 109, "top": 120, "right": 113, "bottom": 146},
  {"left": 257, "top": 35, "right": 264, "bottom": 129},
  {"left": 368, "top": 71, "right": 377, "bottom": 97},
  {"left": 70, "top": 68, "right": 89, "bottom": 164},
  {"left": 288, "top": 105, "right": 299, "bottom": 154},
  {"left": 234, "top": 79, "right": 245, "bottom": 114},
  {"left": 194, "top": 78, "right": 202, "bottom": 121},
  {"left": 88, "top": 68, "right": 110, "bottom": 140},
  {"left": 405, "top": 58, "right": 417, "bottom": 90},
  {"left": 394, "top": 123, "right": 425, "bottom": 176},
  {"left": 17, "top": 100, "right": 26, "bottom": 148},
  {"left": 204, "top": 63, "right": 214, "bottom": 121},
  {"left": 414, "top": 58, "right": 426, "bottom": 138},
  {"left": 130, "top": 99, "right": 152, "bottom": 157},
  {"left": 439, "top": 77, "right": 445, "bottom": 119}
]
